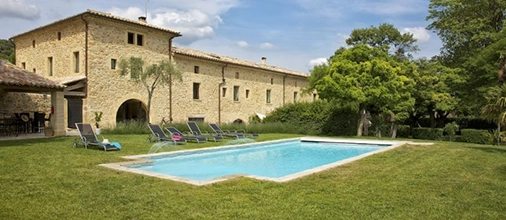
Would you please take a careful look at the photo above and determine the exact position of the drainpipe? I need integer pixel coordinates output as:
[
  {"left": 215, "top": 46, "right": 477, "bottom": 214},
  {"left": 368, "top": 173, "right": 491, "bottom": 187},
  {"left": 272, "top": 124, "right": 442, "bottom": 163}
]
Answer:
[
  {"left": 168, "top": 35, "right": 175, "bottom": 123},
  {"left": 80, "top": 14, "right": 89, "bottom": 96},
  {"left": 283, "top": 74, "right": 288, "bottom": 105},
  {"left": 218, "top": 64, "right": 228, "bottom": 124}
]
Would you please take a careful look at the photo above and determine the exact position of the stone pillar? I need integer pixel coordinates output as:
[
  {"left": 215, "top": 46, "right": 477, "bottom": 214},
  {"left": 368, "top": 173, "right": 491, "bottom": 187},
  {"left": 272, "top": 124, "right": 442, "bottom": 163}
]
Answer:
[{"left": 51, "top": 91, "right": 65, "bottom": 136}]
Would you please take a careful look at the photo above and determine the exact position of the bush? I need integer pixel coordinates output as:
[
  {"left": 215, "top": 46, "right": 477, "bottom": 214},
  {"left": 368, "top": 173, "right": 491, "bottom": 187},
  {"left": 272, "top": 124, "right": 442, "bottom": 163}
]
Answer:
[
  {"left": 412, "top": 128, "right": 444, "bottom": 140},
  {"left": 443, "top": 122, "right": 459, "bottom": 141},
  {"left": 461, "top": 129, "right": 491, "bottom": 144},
  {"left": 103, "top": 120, "right": 150, "bottom": 134},
  {"left": 397, "top": 125, "right": 411, "bottom": 138}
]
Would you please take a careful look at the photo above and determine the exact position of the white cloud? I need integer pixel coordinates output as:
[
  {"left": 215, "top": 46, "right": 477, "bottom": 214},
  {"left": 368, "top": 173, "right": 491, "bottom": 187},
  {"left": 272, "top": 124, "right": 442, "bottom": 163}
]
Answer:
[
  {"left": 109, "top": 7, "right": 223, "bottom": 45},
  {"left": 402, "top": 27, "right": 431, "bottom": 43},
  {"left": 260, "top": 42, "right": 275, "bottom": 49},
  {"left": 356, "top": 0, "right": 427, "bottom": 15},
  {"left": 0, "top": 0, "right": 40, "bottom": 20},
  {"left": 308, "top": 58, "right": 328, "bottom": 67},
  {"left": 236, "top": 41, "right": 248, "bottom": 48}
]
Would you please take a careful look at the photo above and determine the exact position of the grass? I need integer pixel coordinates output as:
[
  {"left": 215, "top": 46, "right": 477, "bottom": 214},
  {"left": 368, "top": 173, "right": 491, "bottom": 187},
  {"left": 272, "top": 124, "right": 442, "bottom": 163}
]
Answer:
[{"left": 1, "top": 134, "right": 506, "bottom": 219}]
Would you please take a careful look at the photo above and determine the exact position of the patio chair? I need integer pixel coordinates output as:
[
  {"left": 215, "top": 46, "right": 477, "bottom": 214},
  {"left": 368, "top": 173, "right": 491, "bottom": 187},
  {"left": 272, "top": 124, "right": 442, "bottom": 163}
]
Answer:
[
  {"left": 74, "top": 123, "right": 121, "bottom": 152},
  {"left": 147, "top": 124, "right": 186, "bottom": 144},
  {"left": 186, "top": 121, "right": 223, "bottom": 142},
  {"left": 208, "top": 123, "right": 245, "bottom": 139},
  {"left": 165, "top": 127, "right": 208, "bottom": 143}
]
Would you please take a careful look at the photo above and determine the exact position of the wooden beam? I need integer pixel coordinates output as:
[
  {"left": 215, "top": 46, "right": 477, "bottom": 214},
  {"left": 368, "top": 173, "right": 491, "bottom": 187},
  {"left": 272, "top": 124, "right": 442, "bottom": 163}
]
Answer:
[
  {"left": 64, "top": 91, "right": 86, "bottom": 97},
  {"left": 64, "top": 81, "right": 86, "bottom": 91}
]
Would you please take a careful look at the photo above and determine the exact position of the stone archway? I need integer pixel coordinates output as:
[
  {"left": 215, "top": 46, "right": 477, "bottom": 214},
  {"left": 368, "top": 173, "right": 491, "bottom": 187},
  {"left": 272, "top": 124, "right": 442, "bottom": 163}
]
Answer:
[{"left": 116, "top": 99, "right": 147, "bottom": 122}]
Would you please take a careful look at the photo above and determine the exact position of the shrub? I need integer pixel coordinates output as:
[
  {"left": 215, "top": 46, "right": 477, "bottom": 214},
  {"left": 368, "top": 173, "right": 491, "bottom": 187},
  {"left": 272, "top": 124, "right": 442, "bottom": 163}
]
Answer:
[
  {"left": 103, "top": 120, "right": 149, "bottom": 134},
  {"left": 412, "top": 128, "right": 444, "bottom": 140},
  {"left": 443, "top": 122, "right": 459, "bottom": 141},
  {"left": 461, "top": 129, "right": 491, "bottom": 144},
  {"left": 397, "top": 125, "right": 411, "bottom": 138}
]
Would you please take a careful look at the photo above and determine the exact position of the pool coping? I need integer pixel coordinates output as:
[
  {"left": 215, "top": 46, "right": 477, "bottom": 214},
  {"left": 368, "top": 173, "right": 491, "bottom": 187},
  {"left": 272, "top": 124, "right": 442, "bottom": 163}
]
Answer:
[{"left": 100, "top": 137, "right": 413, "bottom": 186}]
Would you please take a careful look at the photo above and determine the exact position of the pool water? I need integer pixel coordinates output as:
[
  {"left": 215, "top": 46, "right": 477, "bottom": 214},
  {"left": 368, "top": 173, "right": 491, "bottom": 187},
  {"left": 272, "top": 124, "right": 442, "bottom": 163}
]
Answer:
[{"left": 127, "top": 139, "right": 390, "bottom": 181}]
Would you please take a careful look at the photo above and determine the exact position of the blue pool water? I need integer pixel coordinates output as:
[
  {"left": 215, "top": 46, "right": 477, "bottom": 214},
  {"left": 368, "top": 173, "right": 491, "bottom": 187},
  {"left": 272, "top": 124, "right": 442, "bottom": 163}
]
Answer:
[{"left": 127, "top": 139, "right": 390, "bottom": 181}]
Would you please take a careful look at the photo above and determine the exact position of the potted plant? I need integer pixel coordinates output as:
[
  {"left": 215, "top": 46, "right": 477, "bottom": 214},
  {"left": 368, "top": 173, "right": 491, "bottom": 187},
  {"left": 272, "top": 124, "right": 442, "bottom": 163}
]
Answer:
[{"left": 94, "top": 111, "right": 103, "bottom": 135}]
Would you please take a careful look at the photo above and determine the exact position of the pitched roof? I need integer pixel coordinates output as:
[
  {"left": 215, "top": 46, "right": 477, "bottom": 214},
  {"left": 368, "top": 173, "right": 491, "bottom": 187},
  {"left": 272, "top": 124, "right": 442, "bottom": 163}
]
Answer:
[
  {"left": 10, "top": 9, "right": 181, "bottom": 40},
  {"left": 0, "top": 60, "right": 65, "bottom": 92},
  {"left": 173, "top": 47, "right": 308, "bottom": 77}
]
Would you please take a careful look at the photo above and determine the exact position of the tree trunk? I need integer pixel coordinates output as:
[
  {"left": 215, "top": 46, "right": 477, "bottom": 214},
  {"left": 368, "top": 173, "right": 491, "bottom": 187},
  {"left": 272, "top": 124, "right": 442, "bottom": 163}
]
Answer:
[
  {"left": 147, "top": 92, "right": 152, "bottom": 123},
  {"left": 390, "top": 112, "right": 397, "bottom": 138},
  {"left": 357, "top": 107, "right": 365, "bottom": 136}
]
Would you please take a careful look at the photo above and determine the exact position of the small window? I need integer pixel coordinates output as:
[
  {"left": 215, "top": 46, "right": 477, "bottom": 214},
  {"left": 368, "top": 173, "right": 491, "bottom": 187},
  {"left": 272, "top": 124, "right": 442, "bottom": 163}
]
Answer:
[
  {"left": 32, "top": 40, "right": 35, "bottom": 48},
  {"left": 137, "top": 34, "right": 144, "bottom": 46},
  {"left": 193, "top": 83, "right": 200, "bottom": 99},
  {"left": 57, "top": 32, "right": 61, "bottom": 41},
  {"left": 47, "top": 57, "right": 53, "bottom": 76},
  {"left": 127, "top": 32, "right": 135, "bottom": 44},
  {"left": 188, "top": 117, "right": 204, "bottom": 123},
  {"left": 313, "top": 93, "right": 317, "bottom": 101},
  {"left": 233, "top": 86, "right": 239, "bottom": 101},
  {"left": 33, "top": 68, "right": 36, "bottom": 73},
  {"left": 73, "top": 52, "right": 79, "bottom": 73},
  {"left": 222, "top": 88, "right": 227, "bottom": 97},
  {"left": 235, "top": 72, "right": 239, "bottom": 79},
  {"left": 270, "top": 78, "right": 274, "bottom": 85},
  {"left": 245, "top": 89, "right": 250, "bottom": 99},
  {"left": 266, "top": 89, "right": 271, "bottom": 103},
  {"left": 21, "top": 62, "right": 26, "bottom": 69},
  {"left": 294, "top": 92, "right": 298, "bottom": 103},
  {"left": 194, "top": 66, "right": 199, "bottom": 73},
  {"left": 111, "top": 59, "right": 117, "bottom": 69}
]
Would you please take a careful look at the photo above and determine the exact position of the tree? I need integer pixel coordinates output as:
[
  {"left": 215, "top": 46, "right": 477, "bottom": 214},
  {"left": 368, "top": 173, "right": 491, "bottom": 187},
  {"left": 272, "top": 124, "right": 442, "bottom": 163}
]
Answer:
[
  {"left": 119, "top": 57, "right": 182, "bottom": 123},
  {"left": 0, "top": 39, "right": 14, "bottom": 63},
  {"left": 482, "top": 86, "right": 506, "bottom": 144},
  {"left": 346, "top": 23, "right": 419, "bottom": 59},
  {"left": 427, "top": 0, "right": 506, "bottom": 67},
  {"left": 308, "top": 45, "right": 415, "bottom": 136}
]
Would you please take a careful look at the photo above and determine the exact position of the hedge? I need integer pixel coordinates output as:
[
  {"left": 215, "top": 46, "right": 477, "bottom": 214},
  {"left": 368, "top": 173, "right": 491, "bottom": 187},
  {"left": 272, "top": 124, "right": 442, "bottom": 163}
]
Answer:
[
  {"left": 412, "top": 128, "right": 444, "bottom": 140},
  {"left": 461, "top": 129, "right": 491, "bottom": 144}
]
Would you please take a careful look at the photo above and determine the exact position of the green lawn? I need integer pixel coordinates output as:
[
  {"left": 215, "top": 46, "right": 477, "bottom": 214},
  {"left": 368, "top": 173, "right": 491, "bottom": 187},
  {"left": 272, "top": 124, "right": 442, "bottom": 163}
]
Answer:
[{"left": 1, "top": 134, "right": 506, "bottom": 219}]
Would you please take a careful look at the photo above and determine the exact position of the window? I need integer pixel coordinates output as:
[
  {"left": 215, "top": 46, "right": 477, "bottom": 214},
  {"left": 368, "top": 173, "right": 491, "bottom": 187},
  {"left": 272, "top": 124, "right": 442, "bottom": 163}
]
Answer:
[
  {"left": 193, "top": 83, "right": 200, "bottom": 99},
  {"left": 293, "top": 92, "right": 298, "bottom": 103},
  {"left": 233, "top": 86, "right": 239, "bottom": 101},
  {"left": 194, "top": 66, "right": 199, "bottom": 73},
  {"left": 127, "top": 32, "right": 135, "bottom": 44},
  {"left": 222, "top": 88, "right": 227, "bottom": 97},
  {"left": 32, "top": 40, "right": 35, "bottom": 48},
  {"left": 111, "top": 59, "right": 117, "bottom": 69},
  {"left": 235, "top": 72, "right": 239, "bottom": 79},
  {"left": 188, "top": 117, "right": 204, "bottom": 123},
  {"left": 245, "top": 89, "right": 250, "bottom": 99},
  {"left": 270, "top": 78, "right": 274, "bottom": 85},
  {"left": 137, "top": 34, "right": 144, "bottom": 46},
  {"left": 57, "top": 32, "right": 61, "bottom": 41},
  {"left": 313, "top": 93, "right": 317, "bottom": 101},
  {"left": 47, "top": 57, "right": 53, "bottom": 76},
  {"left": 266, "top": 89, "right": 271, "bottom": 103},
  {"left": 33, "top": 68, "right": 36, "bottom": 73},
  {"left": 73, "top": 52, "right": 79, "bottom": 73},
  {"left": 21, "top": 62, "right": 26, "bottom": 69}
]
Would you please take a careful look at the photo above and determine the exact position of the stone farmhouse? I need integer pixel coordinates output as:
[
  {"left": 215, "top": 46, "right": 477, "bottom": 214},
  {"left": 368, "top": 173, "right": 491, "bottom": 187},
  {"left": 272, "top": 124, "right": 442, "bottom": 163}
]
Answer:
[{"left": 7, "top": 9, "right": 314, "bottom": 129}]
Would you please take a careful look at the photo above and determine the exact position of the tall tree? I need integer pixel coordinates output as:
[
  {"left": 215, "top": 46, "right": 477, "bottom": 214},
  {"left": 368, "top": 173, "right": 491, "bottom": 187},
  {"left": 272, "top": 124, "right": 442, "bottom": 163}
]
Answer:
[
  {"left": 482, "top": 85, "right": 506, "bottom": 144},
  {"left": 308, "top": 45, "right": 415, "bottom": 136},
  {"left": 427, "top": 0, "right": 506, "bottom": 66},
  {"left": 119, "top": 57, "right": 182, "bottom": 123},
  {"left": 346, "top": 23, "right": 419, "bottom": 59},
  {"left": 0, "top": 39, "right": 14, "bottom": 63}
]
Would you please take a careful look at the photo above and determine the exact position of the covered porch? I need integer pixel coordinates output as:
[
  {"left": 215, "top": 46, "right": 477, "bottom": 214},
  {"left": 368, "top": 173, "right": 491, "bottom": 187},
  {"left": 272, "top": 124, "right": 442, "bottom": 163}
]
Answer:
[{"left": 0, "top": 60, "right": 66, "bottom": 137}]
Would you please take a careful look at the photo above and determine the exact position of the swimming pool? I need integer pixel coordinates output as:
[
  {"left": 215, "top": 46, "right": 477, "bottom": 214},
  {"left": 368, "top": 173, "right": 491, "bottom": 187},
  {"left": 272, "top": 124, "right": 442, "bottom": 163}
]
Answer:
[{"left": 101, "top": 137, "right": 406, "bottom": 185}]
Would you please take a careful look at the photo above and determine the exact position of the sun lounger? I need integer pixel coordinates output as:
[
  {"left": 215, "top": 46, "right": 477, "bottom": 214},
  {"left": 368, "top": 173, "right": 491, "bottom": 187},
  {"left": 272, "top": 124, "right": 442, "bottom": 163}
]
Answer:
[
  {"left": 186, "top": 121, "right": 223, "bottom": 142},
  {"left": 208, "top": 123, "right": 245, "bottom": 139},
  {"left": 147, "top": 124, "right": 186, "bottom": 144},
  {"left": 74, "top": 123, "right": 121, "bottom": 152},
  {"left": 165, "top": 127, "right": 208, "bottom": 143}
]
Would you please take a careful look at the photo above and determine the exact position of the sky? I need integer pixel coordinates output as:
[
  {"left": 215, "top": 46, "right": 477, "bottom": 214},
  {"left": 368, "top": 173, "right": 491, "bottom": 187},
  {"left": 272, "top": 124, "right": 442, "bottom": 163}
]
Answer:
[{"left": 0, "top": 0, "right": 442, "bottom": 74}]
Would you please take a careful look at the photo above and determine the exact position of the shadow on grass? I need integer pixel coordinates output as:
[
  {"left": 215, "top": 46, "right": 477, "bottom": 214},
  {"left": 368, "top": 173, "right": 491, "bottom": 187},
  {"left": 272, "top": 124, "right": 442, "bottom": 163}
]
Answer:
[{"left": 465, "top": 146, "right": 506, "bottom": 154}]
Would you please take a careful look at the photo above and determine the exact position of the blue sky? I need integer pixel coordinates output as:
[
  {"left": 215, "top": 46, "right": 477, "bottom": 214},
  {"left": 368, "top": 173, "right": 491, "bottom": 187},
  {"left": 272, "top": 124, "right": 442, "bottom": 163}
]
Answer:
[{"left": 0, "top": 0, "right": 441, "bottom": 73}]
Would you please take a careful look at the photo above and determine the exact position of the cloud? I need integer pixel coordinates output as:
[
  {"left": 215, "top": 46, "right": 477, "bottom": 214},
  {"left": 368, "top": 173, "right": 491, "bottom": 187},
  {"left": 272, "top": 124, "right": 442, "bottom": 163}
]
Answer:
[
  {"left": 236, "top": 41, "right": 249, "bottom": 48},
  {"left": 356, "top": 0, "right": 427, "bottom": 15},
  {"left": 260, "top": 42, "right": 275, "bottom": 49},
  {"left": 0, "top": 0, "right": 40, "bottom": 20},
  {"left": 109, "top": 7, "right": 224, "bottom": 45},
  {"left": 308, "top": 57, "right": 327, "bottom": 67},
  {"left": 402, "top": 27, "right": 431, "bottom": 43}
]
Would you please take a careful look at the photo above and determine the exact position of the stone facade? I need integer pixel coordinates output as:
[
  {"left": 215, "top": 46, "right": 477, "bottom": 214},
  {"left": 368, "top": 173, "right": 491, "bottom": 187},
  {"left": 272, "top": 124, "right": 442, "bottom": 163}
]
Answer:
[{"left": 11, "top": 10, "right": 315, "bottom": 128}]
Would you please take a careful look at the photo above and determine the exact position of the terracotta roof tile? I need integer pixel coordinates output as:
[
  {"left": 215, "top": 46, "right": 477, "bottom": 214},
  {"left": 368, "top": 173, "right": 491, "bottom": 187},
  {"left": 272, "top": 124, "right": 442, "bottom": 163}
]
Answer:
[
  {"left": 173, "top": 47, "right": 308, "bottom": 77},
  {"left": 0, "top": 60, "right": 65, "bottom": 90}
]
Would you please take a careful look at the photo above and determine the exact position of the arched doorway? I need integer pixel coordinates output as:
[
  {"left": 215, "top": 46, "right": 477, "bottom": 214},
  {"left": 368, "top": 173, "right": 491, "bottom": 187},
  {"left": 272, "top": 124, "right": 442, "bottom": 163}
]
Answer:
[
  {"left": 233, "top": 119, "right": 244, "bottom": 124},
  {"left": 116, "top": 99, "right": 147, "bottom": 122}
]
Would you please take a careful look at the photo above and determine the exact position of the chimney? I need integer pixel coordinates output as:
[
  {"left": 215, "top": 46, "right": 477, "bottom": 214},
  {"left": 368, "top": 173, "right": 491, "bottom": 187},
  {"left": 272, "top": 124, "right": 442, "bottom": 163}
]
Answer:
[
  {"left": 261, "top": 57, "right": 267, "bottom": 65},
  {"left": 138, "top": 16, "right": 147, "bottom": 23}
]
